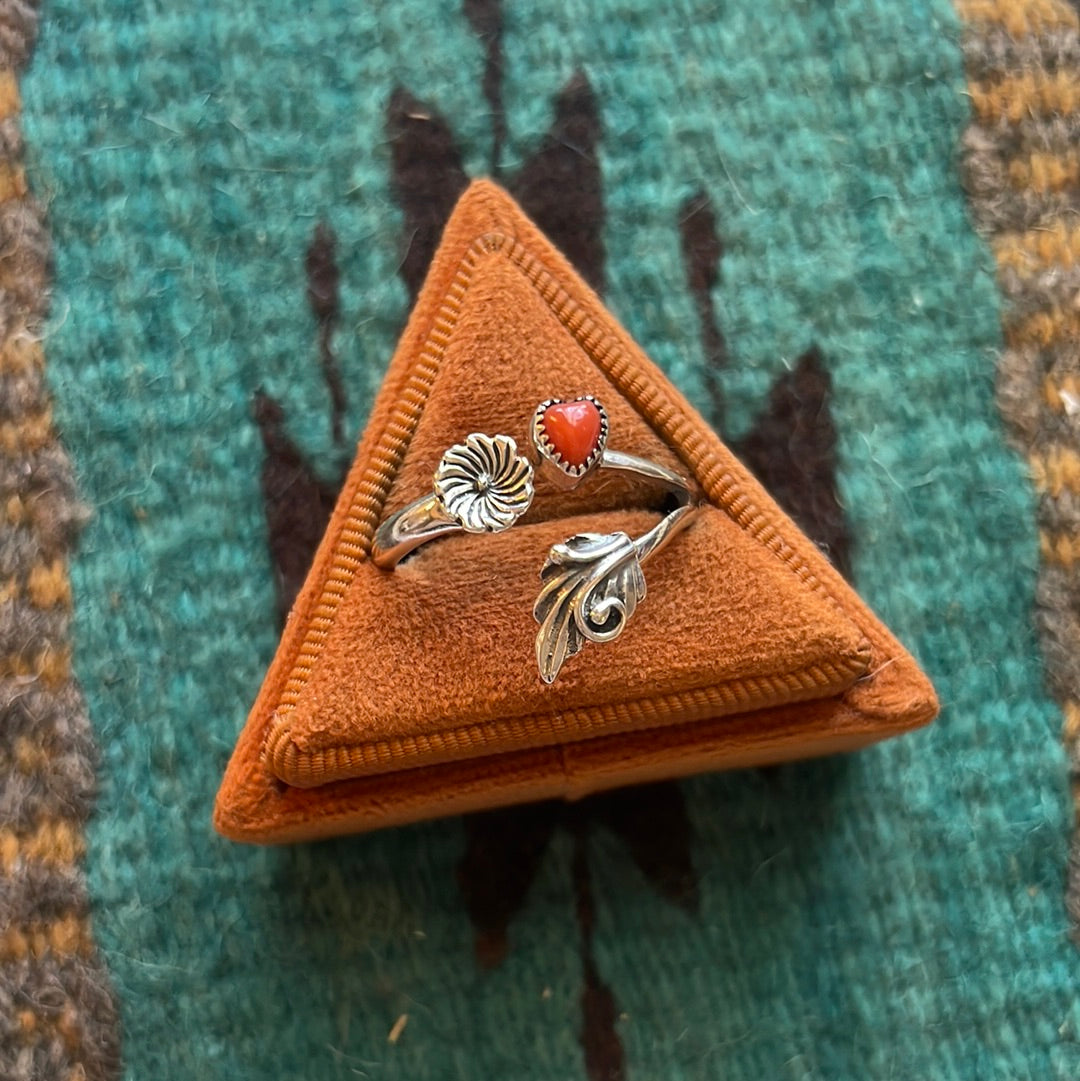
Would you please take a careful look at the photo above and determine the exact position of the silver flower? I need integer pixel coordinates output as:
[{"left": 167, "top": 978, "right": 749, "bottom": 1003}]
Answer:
[{"left": 434, "top": 433, "right": 534, "bottom": 533}]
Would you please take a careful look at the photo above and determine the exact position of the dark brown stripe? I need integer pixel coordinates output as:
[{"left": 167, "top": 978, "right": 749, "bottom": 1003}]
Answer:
[
  {"left": 961, "top": 25, "right": 1080, "bottom": 78},
  {"left": 385, "top": 86, "right": 469, "bottom": 303},
  {"left": 510, "top": 71, "right": 605, "bottom": 294},
  {"left": 0, "top": 957, "right": 121, "bottom": 1081},
  {"left": 0, "top": 867, "right": 89, "bottom": 926},
  {"left": 463, "top": 0, "right": 507, "bottom": 172},
  {"left": 572, "top": 822, "right": 626, "bottom": 1081},
  {"left": 253, "top": 390, "right": 340, "bottom": 624},
  {"left": 458, "top": 802, "right": 560, "bottom": 968},
  {"left": 304, "top": 222, "right": 346, "bottom": 447},
  {"left": 678, "top": 190, "right": 729, "bottom": 431}
]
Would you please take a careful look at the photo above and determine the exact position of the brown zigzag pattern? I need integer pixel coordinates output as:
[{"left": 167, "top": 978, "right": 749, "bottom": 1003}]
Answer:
[
  {"left": 956, "top": 0, "right": 1080, "bottom": 936},
  {"left": 0, "top": 1, "right": 121, "bottom": 1077}
]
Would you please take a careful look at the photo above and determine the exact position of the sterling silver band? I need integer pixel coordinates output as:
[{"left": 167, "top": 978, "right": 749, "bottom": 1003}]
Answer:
[
  {"left": 371, "top": 446, "right": 693, "bottom": 569},
  {"left": 370, "top": 397, "right": 701, "bottom": 681}
]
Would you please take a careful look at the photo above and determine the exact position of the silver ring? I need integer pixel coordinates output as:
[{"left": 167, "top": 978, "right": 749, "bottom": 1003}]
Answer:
[{"left": 371, "top": 396, "right": 700, "bottom": 682}]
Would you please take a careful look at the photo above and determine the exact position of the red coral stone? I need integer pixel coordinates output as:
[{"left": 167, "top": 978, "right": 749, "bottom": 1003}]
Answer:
[{"left": 540, "top": 399, "right": 603, "bottom": 468}]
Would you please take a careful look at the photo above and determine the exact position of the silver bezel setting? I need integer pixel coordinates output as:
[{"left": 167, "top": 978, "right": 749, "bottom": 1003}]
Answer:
[{"left": 531, "top": 395, "right": 609, "bottom": 487}]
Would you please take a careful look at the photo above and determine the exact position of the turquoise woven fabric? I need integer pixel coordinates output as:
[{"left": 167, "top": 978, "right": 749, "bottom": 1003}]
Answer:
[{"left": 21, "top": 0, "right": 1079, "bottom": 1077}]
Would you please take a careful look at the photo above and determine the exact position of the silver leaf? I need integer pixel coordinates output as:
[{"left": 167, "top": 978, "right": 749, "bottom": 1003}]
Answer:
[{"left": 533, "top": 531, "right": 646, "bottom": 683}]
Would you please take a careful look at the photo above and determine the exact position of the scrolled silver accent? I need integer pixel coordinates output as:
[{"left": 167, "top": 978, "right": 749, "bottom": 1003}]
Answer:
[
  {"left": 434, "top": 433, "right": 534, "bottom": 533},
  {"left": 533, "top": 531, "right": 646, "bottom": 684}
]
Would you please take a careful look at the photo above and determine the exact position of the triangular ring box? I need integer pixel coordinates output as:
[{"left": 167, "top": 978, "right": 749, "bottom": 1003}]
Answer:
[{"left": 215, "top": 181, "right": 936, "bottom": 843}]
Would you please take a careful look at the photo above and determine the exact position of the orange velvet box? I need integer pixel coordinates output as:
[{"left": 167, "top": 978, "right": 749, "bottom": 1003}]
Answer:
[{"left": 214, "top": 180, "right": 937, "bottom": 844}]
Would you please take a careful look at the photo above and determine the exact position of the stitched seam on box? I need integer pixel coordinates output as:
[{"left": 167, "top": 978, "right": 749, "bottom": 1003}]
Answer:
[
  {"left": 266, "top": 231, "right": 884, "bottom": 776},
  {"left": 269, "top": 650, "right": 871, "bottom": 787},
  {"left": 269, "top": 235, "right": 502, "bottom": 720}
]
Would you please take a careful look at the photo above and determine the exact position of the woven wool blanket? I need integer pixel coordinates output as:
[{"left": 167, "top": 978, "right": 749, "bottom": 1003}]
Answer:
[{"left": 2, "top": 0, "right": 1078, "bottom": 1077}]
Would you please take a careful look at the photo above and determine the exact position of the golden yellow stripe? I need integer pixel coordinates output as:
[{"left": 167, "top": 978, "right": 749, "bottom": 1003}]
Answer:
[
  {"left": 0, "top": 405, "right": 52, "bottom": 455},
  {"left": 11, "top": 735, "right": 53, "bottom": 773},
  {"left": 0, "top": 738, "right": 59, "bottom": 781},
  {"left": 4, "top": 492, "right": 28, "bottom": 525},
  {"left": 1042, "top": 373, "right": 1080, "bottom": 413},
  {"left": 0, "top": 161, "right": 28, "bottom": 203},
  {"left": 956, "top": 0, "right": 1079, "bottom": 36},
  {"left": 0, "top": 559, "right": 72, "bottom": 610},
  {"left": 1065, "top": 700, "right": 1080, "bottom": 741},
  {"left": 995, "top": 220, "right": 1080, "bottom": 273},
  {"left": 2, "top": 492, "right": 59, "bottom": 530},
  {"left": 0, "top": 646, "right": 71, "bottom": 688},
  {"left": 1039, "top": 529, "right": 1080, "bottom": 567},
  {"left": 0, "top": 913, "right": 94, "bottom": 963},
  {"left": 1009, "top": 149, "right": 1080, "bottom": 195},
  {"left": 16, "top": 1004, "right": 87, "bottom": 1062},
  {"left": 0, "top": 69, "right": 20, "bottom": 124},
  {"left": 0, "top": 817, "right": 85, "bottom": 872},
  {"left": 0, "top": 334, "right": 43, "bottom": 376},
  {"left": 15, "top": 1008, "right": 37, "bottom": 1039},
  {"left": 1005, "top": 305, "right": 1080, "bottom": 349},
  {"left": 1029, "top": 445, "right": 1080, "bottom": 496},
  {"left": 27, "top": 558, "right": 72, "bottom": 608},
  {"left": 970, "top": 71, "right": 1080, "bottom": 125}
]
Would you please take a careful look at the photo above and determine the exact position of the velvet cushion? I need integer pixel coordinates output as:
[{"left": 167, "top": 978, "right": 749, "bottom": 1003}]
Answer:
[{"left": 214, "top": 181, "right": 936, "bottom": 842}]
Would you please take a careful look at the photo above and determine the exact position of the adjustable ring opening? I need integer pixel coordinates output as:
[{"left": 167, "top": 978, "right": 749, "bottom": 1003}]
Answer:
[{"left": 369, "top": 396, "right": 702, "bottom": 681}]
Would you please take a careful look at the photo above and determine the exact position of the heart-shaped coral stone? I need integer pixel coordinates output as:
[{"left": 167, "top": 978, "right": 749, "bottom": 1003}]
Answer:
[{"left": 540, "top": 399, "right": 603, "bottom": 468}]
